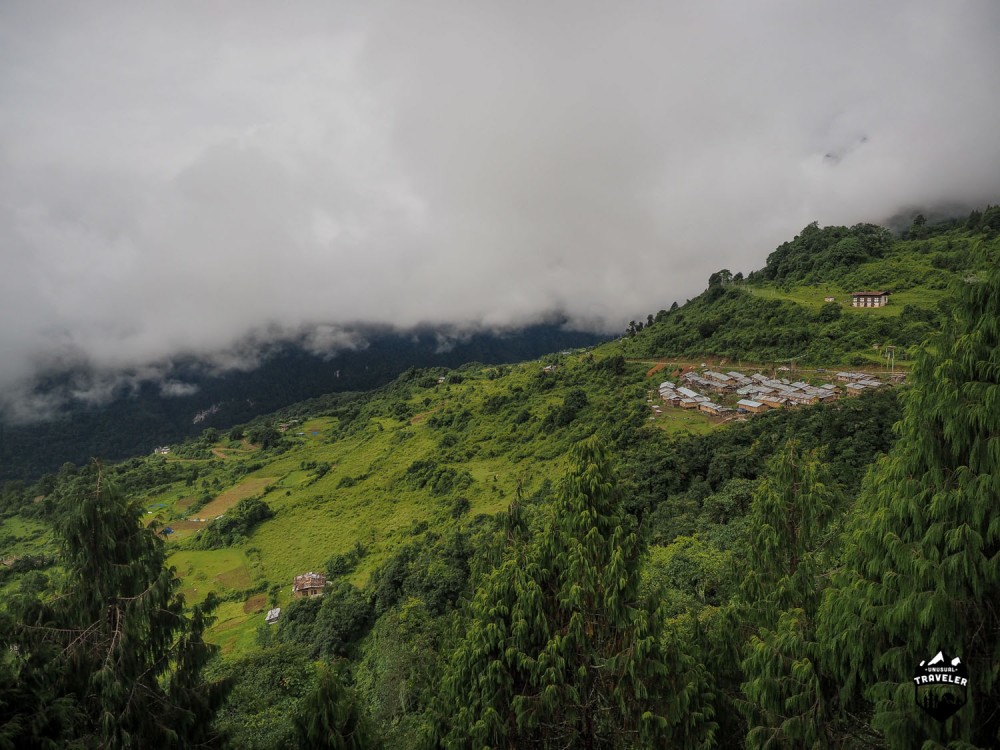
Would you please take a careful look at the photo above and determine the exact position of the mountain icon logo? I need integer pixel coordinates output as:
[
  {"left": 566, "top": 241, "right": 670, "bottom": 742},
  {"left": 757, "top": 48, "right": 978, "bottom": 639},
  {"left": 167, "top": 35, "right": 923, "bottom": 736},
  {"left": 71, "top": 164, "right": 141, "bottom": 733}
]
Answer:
[{"left": 913, "top": 650, "right": 969, "bottom": 722}]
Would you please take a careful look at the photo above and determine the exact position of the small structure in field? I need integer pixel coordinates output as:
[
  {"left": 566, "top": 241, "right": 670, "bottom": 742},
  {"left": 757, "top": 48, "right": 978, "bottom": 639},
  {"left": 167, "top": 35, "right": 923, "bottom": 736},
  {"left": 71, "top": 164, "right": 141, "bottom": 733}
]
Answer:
[
  {"left": 824, "top": 296, "right": 836, "bottom": 303},
  {"left": 851, "top": 291, "right": 889, "bottom": 308},
  {"left": 292, "top": 572, "right": 326, "bottom": 598},
  {"left": 265, "top": 607, "right": 281, "bottom": 624}
]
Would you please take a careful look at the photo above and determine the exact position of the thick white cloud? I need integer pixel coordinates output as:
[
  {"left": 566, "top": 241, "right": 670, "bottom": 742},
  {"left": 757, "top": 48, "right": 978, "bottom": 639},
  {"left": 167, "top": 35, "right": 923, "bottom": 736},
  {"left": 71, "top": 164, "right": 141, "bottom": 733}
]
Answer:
[{"left": 1, "top": 0, "right": 999, "bottom": 416}]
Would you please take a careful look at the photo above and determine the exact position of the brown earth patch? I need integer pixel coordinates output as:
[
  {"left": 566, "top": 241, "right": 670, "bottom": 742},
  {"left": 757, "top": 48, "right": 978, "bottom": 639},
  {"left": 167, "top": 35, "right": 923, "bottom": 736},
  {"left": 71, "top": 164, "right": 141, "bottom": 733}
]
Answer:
[
  {"left": 243, "top": 593, "right": 267, "bottom": 614},
  {"left": 215, "top": 565, "right": 252, "bottom": 590},
  {"left": 163, "top": 519, "right": 204, "bottom": 542},
  {"left": 646, "top": 362, "right": 667, "bottom": 377},
  {"left": 197, "top": 477, "right": 276, "bottom": 518}
]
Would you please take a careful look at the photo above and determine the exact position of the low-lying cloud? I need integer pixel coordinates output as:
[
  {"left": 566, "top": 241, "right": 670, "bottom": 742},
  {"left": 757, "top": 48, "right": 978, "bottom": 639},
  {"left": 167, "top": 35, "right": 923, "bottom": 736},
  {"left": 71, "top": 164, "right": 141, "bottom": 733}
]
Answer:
[{"left": 1, "top": 0, "right": 998, "bottom": 419}]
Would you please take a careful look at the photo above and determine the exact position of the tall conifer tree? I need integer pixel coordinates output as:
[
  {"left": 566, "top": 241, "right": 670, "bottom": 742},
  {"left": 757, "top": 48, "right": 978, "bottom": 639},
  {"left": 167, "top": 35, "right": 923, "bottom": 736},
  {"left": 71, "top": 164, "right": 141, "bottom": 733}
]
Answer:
[
  {"left": 819, "top": 269, "right": 1000, "bottom": 748},
  {"left": 293, "top": 663, "right": 378, "bottom": 750},
  {"left": 2, "top": 463, "right": 230, "bottom": 748},
  {"left": 735, "top": 443, "right": 847, "bottom": 748},
  {"left": 428, "top": 437, "right": 715, "bottom": 749}
]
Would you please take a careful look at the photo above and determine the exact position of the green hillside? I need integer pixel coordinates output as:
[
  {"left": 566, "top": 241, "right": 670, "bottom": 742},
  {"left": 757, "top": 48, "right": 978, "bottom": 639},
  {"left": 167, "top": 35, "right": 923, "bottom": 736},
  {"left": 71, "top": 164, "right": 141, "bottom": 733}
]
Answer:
[
  {"left": 622, "top": 214, "right": 1000, "bottom": 366},
  {"left": 2, "top": 209, "right": 998, "bottom": 748}
]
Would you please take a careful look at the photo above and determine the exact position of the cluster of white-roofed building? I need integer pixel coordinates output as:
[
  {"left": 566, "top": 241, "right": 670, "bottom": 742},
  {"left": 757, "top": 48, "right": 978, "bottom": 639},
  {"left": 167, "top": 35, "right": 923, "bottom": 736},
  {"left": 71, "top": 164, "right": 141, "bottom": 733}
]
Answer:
[{"left": 653, "top": 368, "right": 892, "bottom": 418}]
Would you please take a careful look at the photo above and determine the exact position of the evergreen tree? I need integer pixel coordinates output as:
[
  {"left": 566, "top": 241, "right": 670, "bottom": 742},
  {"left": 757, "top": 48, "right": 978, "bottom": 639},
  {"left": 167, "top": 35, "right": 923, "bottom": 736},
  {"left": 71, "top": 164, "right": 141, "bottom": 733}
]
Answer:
[
  {"left": 428, "top": 437, "right": 716, "bottom": 749},
  {"left": 1, "top": 463, "right": 230, "bottom": 748},
  {"left": 819, "top": 269, "right": 1000, "bottom": 748},
  {"left": 293, "top": 663, "right": 379, "bottom": 750},
  {"left": 734, "top": 443, "right": 848, "bottom": 748}
]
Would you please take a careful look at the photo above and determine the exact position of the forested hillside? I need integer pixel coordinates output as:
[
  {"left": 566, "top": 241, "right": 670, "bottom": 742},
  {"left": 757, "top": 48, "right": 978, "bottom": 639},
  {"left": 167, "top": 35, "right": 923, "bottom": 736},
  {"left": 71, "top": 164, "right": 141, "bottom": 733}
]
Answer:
[
  {"left": 1, "top": 212, "right": 998, "bottom": 748},
  {"left": 0, "top": 323, "right": 605, "bottom": 482},
  {"left": 623, "top": 208, "right": 1000, "bottom": 365}
]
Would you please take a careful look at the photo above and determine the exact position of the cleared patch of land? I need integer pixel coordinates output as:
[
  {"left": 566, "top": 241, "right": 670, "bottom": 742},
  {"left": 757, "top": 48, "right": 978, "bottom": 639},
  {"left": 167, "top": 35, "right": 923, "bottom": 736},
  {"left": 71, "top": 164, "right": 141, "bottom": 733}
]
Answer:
[
  {"left": 652, "top": 407, "right": 717, "bottom": 435},
  {"left": 169, "top": 549, "right": 253, "bottom": 606},
  {"left": 243, "top": 593, "right": 267, "bottom": 614},
  {"left": 215, "top": 564, "right": 252, "bottom": 590},
  {"left": 646, "top": 362, "right": 667, "bottom": 377},
  {"left": 161, "top": 519, "right": 206, "bottom": 542},
  {"left": 196, "top": 477, "right": 276, "bottom": 518}
]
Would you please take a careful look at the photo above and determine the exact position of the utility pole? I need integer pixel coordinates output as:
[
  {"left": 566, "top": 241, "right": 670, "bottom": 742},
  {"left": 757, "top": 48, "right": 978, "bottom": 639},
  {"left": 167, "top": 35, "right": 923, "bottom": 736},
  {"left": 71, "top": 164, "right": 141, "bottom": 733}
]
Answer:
[{"left": 884, "top": 345, "right": 896, "bottom": 377}]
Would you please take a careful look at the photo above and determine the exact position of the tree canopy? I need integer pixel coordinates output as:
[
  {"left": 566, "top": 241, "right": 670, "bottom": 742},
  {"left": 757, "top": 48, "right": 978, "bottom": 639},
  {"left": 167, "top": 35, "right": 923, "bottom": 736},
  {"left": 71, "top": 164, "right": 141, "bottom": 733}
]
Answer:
[{"left": 0, "top": 463, "right": 230, "bottom": 749}]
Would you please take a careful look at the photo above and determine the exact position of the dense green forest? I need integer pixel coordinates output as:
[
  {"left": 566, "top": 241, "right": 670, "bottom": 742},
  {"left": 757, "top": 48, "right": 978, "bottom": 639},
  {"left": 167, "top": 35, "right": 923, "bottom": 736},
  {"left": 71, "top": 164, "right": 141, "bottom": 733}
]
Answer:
[{"left": 1, "top": 212, "right": 998, "bottom": 748}]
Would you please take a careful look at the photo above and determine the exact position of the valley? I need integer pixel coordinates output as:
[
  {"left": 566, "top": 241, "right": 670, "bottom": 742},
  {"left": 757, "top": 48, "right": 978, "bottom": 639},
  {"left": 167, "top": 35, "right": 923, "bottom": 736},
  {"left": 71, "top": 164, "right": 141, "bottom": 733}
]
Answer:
[{"left": 2, "top": 213, "right": 998, "bottom": 748}]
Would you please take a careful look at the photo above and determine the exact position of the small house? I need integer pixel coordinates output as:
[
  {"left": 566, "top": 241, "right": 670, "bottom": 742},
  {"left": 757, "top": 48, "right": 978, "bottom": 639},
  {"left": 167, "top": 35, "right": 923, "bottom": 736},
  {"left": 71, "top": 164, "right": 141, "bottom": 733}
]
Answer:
[
  {"left": 265, "top": 607, "right": 281, "bottom": 625},
  {"left": 759, "top": 395, "right": 787, "bottom": 409},
  {"left": 736, "top": 399, "right": 768, "bottom": 414},
  {"left": 785, "top": 393, "right": 820, "bottom": 406},
  {"left": 824, "top": 296, "right": 836, "bottom": 303},
  {"left": 292, "top": 572, "right": 326, "bottom": 598},
  {"left": 851, "top": 291, "right": 889, "bottom": 308}
]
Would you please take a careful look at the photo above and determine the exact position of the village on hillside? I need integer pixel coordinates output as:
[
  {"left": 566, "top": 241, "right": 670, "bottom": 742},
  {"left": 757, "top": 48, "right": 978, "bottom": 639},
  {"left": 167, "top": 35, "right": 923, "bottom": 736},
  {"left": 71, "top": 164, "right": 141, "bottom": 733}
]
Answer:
[{"left": 651, "top": 368, "right": 902, "bottom": 420}]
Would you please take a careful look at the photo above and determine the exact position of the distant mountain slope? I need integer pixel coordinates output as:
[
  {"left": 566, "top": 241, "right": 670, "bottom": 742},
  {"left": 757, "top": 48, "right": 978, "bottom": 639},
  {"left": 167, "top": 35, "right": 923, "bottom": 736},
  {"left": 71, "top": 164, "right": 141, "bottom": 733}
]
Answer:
[{"left": 0, "top": 323, "right": 606, "bottom": 481}]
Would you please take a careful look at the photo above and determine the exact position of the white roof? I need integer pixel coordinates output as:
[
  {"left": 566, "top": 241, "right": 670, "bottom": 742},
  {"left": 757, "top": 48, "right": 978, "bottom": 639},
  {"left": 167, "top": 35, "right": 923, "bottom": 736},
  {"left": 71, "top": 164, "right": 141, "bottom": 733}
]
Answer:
[
  {"left": 676, "top": 387, "right": 700, "bottom": 398},
  {"left": 737, "top": 399, "right": 763, "bottom": 408}
]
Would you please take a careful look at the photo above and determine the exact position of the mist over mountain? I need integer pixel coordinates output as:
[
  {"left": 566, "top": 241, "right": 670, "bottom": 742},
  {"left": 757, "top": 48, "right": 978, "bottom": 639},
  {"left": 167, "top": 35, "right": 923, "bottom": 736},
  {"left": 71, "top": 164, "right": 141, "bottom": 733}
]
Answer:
[
  {"left": 2, "top": 1, "right": 999, "bottom": 421},
  {"left": 0, "top": 323, "right": 605, "bottom": 480}
]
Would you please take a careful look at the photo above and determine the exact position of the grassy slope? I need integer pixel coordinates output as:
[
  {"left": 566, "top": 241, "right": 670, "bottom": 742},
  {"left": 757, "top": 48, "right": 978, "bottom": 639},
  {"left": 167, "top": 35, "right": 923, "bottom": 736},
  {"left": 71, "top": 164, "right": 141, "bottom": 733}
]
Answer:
[
  {"left": 620, "top": 227, "right": 999, "bottom": 367},
  {"left": 135, "top": 354, "right": 642, "bottom": 655}
]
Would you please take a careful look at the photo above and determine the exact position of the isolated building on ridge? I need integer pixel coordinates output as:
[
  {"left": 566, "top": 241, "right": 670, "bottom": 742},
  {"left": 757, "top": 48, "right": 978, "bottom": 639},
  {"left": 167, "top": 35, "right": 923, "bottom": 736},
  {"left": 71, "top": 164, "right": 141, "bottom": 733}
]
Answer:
[{"left": 292, "top": 572, "right": 326, "bottom": 598}]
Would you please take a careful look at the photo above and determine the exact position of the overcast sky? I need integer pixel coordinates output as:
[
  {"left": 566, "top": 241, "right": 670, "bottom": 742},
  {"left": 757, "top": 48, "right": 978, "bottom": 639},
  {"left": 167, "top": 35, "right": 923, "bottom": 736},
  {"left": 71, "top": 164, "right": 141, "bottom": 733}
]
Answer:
[{"left": 2, "top": 1, "right": 999, "bottom": 418}]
